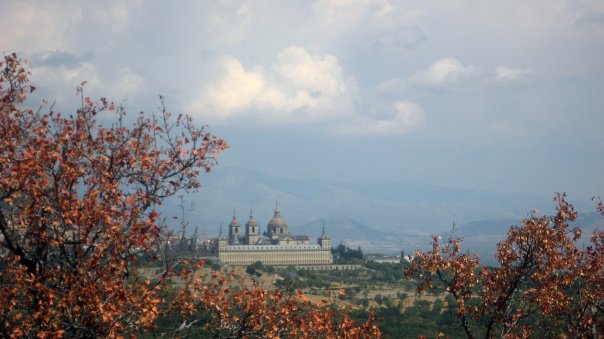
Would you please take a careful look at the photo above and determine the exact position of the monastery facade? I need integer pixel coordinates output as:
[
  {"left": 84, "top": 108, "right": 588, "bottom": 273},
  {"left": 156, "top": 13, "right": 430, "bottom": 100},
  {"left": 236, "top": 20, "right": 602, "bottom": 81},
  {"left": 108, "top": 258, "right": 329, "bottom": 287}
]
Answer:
[{"left": 216, "top": 205, "right": 333, "bottom": 266}]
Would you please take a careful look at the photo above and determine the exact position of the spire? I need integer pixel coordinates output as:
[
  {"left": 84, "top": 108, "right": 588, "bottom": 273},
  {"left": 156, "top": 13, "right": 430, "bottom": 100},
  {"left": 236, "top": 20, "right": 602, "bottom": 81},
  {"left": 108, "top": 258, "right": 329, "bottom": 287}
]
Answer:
[
  {"left": 320, "top": 221, "right": 329, "bottom": 240},
  {"left": 273, "top": 201, "right": 281, "bottom": 218},
  {"left": 192, "top": 225, "right": 199, "bottom": 239},
  {"left": 218, "top": 223, "right": 223, "bottom": 238},
  {"left": 230, "top": 208, "right": 240, "bottom": 227},
  {"left": 249, "top": 208, "right": 254, "bottom": 219}
]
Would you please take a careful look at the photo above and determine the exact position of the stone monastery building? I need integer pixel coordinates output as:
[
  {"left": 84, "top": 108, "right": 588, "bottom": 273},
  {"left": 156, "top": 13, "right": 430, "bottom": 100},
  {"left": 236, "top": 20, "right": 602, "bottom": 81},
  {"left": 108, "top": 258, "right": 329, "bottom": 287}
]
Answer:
[{"left": 216, "top": 205, "right": 333, "bottom": 266}]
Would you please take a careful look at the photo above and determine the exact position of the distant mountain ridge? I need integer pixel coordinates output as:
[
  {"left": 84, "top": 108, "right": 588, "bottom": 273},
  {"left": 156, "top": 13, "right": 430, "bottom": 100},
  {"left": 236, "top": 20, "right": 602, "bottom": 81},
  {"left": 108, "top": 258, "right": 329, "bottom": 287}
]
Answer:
[{"left": 159, "top": 166, "right": 599, "bottom": 257}]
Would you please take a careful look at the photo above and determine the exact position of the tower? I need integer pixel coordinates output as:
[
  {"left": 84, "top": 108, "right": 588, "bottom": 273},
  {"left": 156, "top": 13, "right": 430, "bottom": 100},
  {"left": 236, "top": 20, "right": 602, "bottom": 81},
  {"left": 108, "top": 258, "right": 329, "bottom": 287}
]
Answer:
[
  {"left": 318, "top": 222, "right": 331, "bottom": 249},
  {"left": 245, "top": 208, "right": 259, "bottom": 245},
  {"left": 228, "top": 209, "right": 241, "bottom": 245},
  {"left": 189, "top": 225, "right": 199, "bottom": 251},
  {"left": 217, "top": 223, "right": 227, "bottom": 252}
]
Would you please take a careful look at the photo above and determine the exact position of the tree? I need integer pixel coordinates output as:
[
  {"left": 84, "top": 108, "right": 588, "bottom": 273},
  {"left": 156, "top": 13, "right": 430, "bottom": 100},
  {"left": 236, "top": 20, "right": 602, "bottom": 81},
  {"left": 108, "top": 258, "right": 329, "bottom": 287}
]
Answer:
[
  {"left": 170, "top": 274, "right": 380, "bottom": 338},
  {"left": 0, "top": 53, "right": 227, "bottom": 337},
  {"left": 406, "top": 193, "right": 604, "bottom": 338},
  {"left": 245, "top": 261, "right": 263, "bottom": 277},
  {"left": 0, "top": 54, "right": 381, "bottom": 338},
  {"left": 331, "top": 243, "right": 364, "bottom": 263}
]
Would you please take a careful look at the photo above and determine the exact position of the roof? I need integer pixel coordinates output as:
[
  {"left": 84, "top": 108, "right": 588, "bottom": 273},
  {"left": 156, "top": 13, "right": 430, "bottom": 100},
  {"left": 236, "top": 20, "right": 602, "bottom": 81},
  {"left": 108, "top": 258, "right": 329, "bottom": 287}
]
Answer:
[
  {"left": 267, "top": 206, "right": 287, "bottom": 227},
  {"left": 229, "top": 209, "right": 241, "bottom": 227},
  {"left": 291, "top": 235, "right": 309, "bottom": 241},
  {"left": 246, "top": 209, "right": 258, "bottom": 227}
]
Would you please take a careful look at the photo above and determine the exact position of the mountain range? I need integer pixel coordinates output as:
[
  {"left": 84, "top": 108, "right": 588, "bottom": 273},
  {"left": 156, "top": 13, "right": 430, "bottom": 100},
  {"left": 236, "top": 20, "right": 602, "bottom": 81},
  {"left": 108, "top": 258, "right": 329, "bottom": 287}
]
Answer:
[{"left": 159, "top": 166, "right": 602, "bottom": 263}]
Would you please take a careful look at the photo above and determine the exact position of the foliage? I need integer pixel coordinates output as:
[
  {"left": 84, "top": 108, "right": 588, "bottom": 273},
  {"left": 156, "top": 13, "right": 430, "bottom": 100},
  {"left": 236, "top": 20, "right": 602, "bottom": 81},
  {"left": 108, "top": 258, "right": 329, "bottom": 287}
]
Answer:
[
  {"left": 0, "top": 53, "right": 380, "bottom": 338},
  {"left": 406, "top": 193, "right": 604, "bottom": 338},
  {"left": 332, "top": 244, "right": 364, "bottom": 264},
  {"left": 0, "top": 53, "right": 226, "bottom": 337},
  {"left": 349, "top": 295, "right": 470, "bottom": 339},
  {"left": 245, "top": 260, "right": 265, "bottom": 276},
  {"left": 364, "top": 261, "right": 405, "bottom": 283},
  {"left": 170, "top": 272, "right": 381, "bottom": 338}
]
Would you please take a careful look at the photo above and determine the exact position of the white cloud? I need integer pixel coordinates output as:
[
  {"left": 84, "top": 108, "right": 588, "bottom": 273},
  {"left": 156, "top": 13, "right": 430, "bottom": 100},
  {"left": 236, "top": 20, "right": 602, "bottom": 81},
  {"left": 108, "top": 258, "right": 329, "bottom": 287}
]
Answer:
[
  {"left": 114, "top": 68, "right": 144, "bottom": 94},
  {"left": 376, "top": 78, "right": 406, "bottom": 93},
  {"left": 0, "top": 2, "right": 71, "bottom": 52},
  {"left": 25, "top": 61, "right": 101, "bottom": 107},
  {"left": 373, "top": 26, "right": 427, "bottom": 51},
  {"left": 274, "top": 47, "right": 349, "bottom": 98},
  {"left": 312, "top": 0, "right": 392, "bottom": 29},
  {"left": 378, "top": 58, "right": 536, "bottom": 94},
  {"left": 494, "top": 66, "right": 536, "bottom": 83},
  {"left": 191, "top": 56, "right": 268, "bottom": 119},
  {"left": 410, "top": 58, "right": 482, "bottom": 87},
  {"left": 188, "top": 46, "right": 425, "bottom": 136},
  {"left": 336, "top": 101, "right": 425, "bottom": 136},
  {"left": 189, "top": 46, "right": 357, "bottom": 124},
  {"left": 30, "top": 62, "right": 101, "bottom": 92},
  {"left": 376, "top": 58, "right": 483, "bottom": 94},
  {"left": 0, "top": 1, "right": 140, "bottom": 53},
  {"left": 28, "top": 57, "right": 147, "bottom": 104}
]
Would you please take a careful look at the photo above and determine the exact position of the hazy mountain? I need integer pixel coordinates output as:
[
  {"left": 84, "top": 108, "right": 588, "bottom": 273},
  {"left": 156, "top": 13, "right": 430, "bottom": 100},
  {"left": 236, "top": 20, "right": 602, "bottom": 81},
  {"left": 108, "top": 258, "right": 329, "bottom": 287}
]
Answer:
[
  {"left": 291, "top": 216, "right": 423, "bottom": 254},
  {"left": 160, "top": 166, "right": 598, "bottom": 256},
  {"left": 292, "top": 216, "right": 389, "bottom": 241}
]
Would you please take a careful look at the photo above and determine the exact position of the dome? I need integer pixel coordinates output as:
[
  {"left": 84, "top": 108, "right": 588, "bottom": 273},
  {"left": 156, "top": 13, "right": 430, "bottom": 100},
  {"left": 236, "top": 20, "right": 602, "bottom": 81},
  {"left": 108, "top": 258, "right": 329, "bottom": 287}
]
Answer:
[
  {"left": 246, "top": 209, "right": 258, "bottom": 227},
  {"left": 229, "top": 210, "right": 240, "bottom": 227},
  {"left": 267, "top": 207, "right": 287, "bottom": 227}
]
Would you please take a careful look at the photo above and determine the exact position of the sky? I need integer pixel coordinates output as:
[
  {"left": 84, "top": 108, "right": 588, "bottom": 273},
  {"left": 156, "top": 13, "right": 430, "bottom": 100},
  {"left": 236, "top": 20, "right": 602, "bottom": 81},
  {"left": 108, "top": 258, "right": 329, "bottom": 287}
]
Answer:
[{"left": 2, "top": 0, "right": 603, "bottom": 199}]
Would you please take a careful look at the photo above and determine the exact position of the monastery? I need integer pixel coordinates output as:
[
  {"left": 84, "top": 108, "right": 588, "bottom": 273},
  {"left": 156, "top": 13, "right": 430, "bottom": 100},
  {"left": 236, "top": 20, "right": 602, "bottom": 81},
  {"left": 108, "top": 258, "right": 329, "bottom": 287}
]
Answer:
[{"left": 216, "top": 204, "right": 333, "bottom": 266}]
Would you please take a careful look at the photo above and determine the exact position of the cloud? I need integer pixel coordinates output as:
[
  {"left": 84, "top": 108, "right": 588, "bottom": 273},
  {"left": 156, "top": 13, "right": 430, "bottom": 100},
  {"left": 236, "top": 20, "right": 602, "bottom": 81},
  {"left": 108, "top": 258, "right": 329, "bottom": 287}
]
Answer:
[
  {"left": 0, "top": 1, "right": 140, "bottom": 54},
  {"left": 410, "top": 58, "right": 482, "bottom": 87},
  {"left": 189, "top": 46, "right": 357, "bottom": 124},
  {"left": 30, "top": 62, "right": 101, "bottom": 92},
  {"left": 372, "top": 26, "right": 427, "bottom": 51},
  {"left": 188, "top": 46, "right": 424, "bottom": 136},
  {"left": 25, "top": 60, "right": 101, "bottom": 107},
  {"left": 26, "top": 51, "right": 146, "bottom": 104},
  {"left": 312, "top": 0, "right": 393, "bottom": 30},
  {"left": 376, "top": 58, "right": 483, "bottom": 95},
  {"left": 494, "top": 66, "right": 536, "bottom": 83},
  {"left": 378, "top": 58, "right": 536, "bottom": 95},
  {"left": 376, "top": 78, "right": 407, "bottom": 96},
  {"left": 335, "top": 101, "right": 425, "bottom": 136},
  {"left": 114, "top": 68, "right": 144, "bottom": 95},
  {"left": 190, "top": 56, "right": 267, "bottom": 118},
  {"left": 33, "top": 51, "right": 93, "bottom": 68}
]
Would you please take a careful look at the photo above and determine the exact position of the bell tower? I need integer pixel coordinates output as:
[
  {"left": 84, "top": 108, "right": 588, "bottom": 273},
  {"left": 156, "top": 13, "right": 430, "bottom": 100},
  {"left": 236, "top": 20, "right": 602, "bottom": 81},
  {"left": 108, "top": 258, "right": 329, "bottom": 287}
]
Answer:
[
  {"left": 228, "top": 209, "right": 241, "bottom": 245},
  {"left": 246, "top": 208, "right": 259, "bottom": 245},
  {"left": 318, "top": 223, "right": 331, "bottom": 249},
  {"left": 217, "top": 223, "right": 227, "bottom": 252}
]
